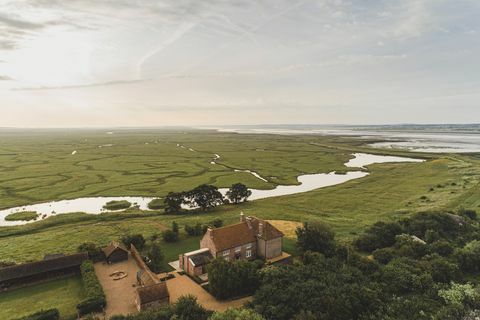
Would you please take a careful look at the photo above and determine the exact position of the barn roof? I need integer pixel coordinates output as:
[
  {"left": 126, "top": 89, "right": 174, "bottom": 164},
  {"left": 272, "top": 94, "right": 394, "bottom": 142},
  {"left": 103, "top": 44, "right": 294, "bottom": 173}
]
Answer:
[
  {"left": 136, "top": 282, "right": 169, "bottom": 304},
  {"left": 0, "top": 253, "right": 88, "bottom": 282},
  {"left": 103, "top": 241, "right": 129, "bottom": 258}
]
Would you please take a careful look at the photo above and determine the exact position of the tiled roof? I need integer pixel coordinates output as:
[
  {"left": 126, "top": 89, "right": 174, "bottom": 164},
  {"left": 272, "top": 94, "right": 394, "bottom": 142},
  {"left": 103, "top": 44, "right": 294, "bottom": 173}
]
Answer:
[
  {"left": 103, "top": 241, "right": 128, "bottom": 258},
  {"left": 136, "top": 282, "right": 169, "bottom": 304},
  {"left": 208, "top": 216, "right": 283, "bottom": 252}
]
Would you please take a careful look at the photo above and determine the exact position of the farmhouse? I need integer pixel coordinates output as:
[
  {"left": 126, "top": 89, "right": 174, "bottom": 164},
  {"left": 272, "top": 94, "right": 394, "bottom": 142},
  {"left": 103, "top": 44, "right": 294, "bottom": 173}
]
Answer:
[
  {"left": 179, "top": 213, "right": 290, "bottom": 277},
  {"left": 103, "top": 241, "right": 129, "bottom": 263},
  {"left": 0, "top": 252, "right": 87, "bottom": 290}
]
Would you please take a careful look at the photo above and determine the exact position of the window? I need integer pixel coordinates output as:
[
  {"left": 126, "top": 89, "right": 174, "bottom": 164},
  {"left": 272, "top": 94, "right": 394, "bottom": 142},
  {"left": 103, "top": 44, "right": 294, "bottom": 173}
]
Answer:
[
  {"left": 246, "top": 249, "right": 252, "bottom": 258},
  {"left": 223, "top": 250, "right": 230, "bottom": 260}
]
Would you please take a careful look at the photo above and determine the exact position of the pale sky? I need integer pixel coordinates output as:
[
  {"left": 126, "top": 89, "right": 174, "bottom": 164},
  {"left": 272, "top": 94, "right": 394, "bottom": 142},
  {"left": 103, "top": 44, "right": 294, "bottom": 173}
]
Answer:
[{"left": 0, "top": 0, "right": 479, "bottom": 127}]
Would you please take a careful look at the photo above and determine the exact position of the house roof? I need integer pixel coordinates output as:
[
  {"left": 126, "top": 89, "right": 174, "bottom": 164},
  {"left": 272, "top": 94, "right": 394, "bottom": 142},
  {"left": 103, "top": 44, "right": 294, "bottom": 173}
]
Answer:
[
  {"left": 189, "top": 251, "right": 213, "bottom": 267},
  {"left": 103, "top": 241, "right": 129, "bottom": 258},
  {"left": 249, "top": 218, "right": 284, "bottom": 240},
  {"left": 137, "top": 270, "right": 156, "bottom": 286},
  {"left": 0, "top": 253, "right": 88, "bottom": 282},
  {"left": 206, "top": 216, "right": 283, "bottom": 252},
  {"left": 136, "top": 282, "right": 169, "bottom": 304}
]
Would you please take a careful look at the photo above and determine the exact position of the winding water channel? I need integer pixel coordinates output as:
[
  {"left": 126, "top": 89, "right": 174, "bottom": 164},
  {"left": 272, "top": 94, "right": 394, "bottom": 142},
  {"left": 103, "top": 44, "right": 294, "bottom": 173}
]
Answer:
[{"left": 0, "top": 153, "right": 424, "bottom": 226}]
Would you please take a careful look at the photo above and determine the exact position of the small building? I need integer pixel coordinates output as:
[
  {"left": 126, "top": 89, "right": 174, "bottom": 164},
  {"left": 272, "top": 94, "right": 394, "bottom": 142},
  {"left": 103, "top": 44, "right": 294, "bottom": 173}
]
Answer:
[
  {"left": 178, "top": 248, "right": 213, "bottom": 277},
  {"left": 135, "top": 282, "right": 169, "bottom": 311},
  {"left": 103, "top": 241, "right": 129, "bottom": 264}
]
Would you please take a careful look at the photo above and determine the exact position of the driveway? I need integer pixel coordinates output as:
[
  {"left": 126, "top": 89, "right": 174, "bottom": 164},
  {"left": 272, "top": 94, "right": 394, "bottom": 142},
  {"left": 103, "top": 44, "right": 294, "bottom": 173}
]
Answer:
[
  {"left": 166, "top": 272, "right": 251, "bottom": 312},
  {"left": 94, "top": 255, "right": 140, "bottom": 318}
]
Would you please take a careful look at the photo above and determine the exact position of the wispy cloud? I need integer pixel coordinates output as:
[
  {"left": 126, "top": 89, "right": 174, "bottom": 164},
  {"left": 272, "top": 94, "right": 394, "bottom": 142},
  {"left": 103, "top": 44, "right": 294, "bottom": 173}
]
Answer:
[{"left": 12, "top": 79, "right": 148, "bottom": 91}]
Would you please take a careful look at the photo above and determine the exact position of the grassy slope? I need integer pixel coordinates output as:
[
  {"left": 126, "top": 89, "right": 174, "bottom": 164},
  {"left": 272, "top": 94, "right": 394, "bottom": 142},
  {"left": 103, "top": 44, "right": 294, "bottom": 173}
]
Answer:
[
  {"left": 0, "top": 130, "right": 479, "bottom": 263},
  {"left": 0, "top": 276, "right": 85, "bottom": 320},
  {"left": 5, "top": 211, "right": 38, "bottom": 221}
]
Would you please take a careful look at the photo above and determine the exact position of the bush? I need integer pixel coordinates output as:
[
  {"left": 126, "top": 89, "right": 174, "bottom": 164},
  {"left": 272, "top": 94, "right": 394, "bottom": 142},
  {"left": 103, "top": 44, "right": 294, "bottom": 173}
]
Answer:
[
  {"left": 162, "top": 229, "right": 179, "bottom": 242},
  {"left": 354, "top": 221, "right": 404, "bottom": 252},
  {"left": 77, "top": 242, "right": 105, "bottom": 262},
  {"left": 19, "top": 309, "right": 59, "bottom": 320},
  {"left": 185, "top": 223, "right": 204, "bottom": 236},
  {"left": 122, "top": 234, "right": 146, "bottom": 250},
  {"left": 77, "top": 260, "right": 106, "bottom": 316},
  {"left": 296, "top": 221, "right": 336, "bottom": 257},
  {"left": 208, "top": 258, "right": 261, "bottom": 299}
]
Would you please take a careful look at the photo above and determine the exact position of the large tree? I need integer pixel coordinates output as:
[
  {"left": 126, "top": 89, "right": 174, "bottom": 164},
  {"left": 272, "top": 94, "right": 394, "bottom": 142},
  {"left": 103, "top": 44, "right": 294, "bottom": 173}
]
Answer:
[
  {"left": 296, "top": 221, "right": 336, "bottom": 257},
  {"left": 185, "top": 184, "right": 224, "bottom": 211},
  {"left": 226, "top": 183, "right": 252, "bottom": 204},
  {"left": 146, "top": 242, "right": 164, "bottom": 273},
  {"left": 164, "top": 192, "right": 185, "bottom": 214}
]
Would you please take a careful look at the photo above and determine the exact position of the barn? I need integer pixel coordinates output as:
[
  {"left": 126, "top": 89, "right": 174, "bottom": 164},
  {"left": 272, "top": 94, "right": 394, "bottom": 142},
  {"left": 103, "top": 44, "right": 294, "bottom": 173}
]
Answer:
[
  {"left": 0, "top": 252, "right": 88, "bottom": 290},
  {"left": 103, "top": 241, "right": 129, "bottom": 263}
]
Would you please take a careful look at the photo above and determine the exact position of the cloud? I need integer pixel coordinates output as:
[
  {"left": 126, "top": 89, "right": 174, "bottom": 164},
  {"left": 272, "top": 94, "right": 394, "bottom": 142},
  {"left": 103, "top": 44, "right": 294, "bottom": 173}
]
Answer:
[
  {"left": 0, "top": 75, "right": 12, "bottom": 80},
  {"left": 12, "top": 78, "right": 148, "bottom": 91}
]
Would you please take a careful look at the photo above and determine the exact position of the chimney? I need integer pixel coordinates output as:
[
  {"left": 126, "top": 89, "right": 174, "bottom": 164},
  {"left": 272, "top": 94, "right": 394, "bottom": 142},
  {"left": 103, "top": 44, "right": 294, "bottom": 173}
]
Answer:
[
  {"left": 258, "top": 222, "right": 264, "bottom": 237},
  {"left": 207, "top": 227, "right": 214, "bottom": 240},
  {"left": 240, "top": 212, "right": 245, "bottom": 222},
  {"left": 246, "top": 216, "right": 252, "bottom": 229}
]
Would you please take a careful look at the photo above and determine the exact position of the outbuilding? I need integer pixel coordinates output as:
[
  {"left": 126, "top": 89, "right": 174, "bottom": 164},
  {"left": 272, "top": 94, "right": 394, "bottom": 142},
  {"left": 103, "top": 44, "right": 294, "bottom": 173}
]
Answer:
[
  {"left": 103, "top": 241, "right": 129, "bottom": 263},
  {"left": 135, "top": 282, "right": 170, "bottom": 311}
]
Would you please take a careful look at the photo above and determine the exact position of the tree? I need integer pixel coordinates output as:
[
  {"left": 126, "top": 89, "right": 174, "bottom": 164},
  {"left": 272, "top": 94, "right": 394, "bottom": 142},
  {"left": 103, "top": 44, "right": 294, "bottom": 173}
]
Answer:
[
  {"left": 164, "top": 192, "right": 185, "bottom": 214},
  {"left": 296, "top": 221, "right": 336, "bottom": 257},
  {"left": 354, "top": 221, "right": 404, "bottom": 252},
  {"left": 208, "top": 258, "right": 261, "bottom": 299},
  {"left": 210, "top": 308, "right": 265, "bottom": 320},
  {"left": 173, "top": 295, "right": 210, "bottom": 320},
  {"left": 226, "top": 183, "right": 252, "bottom": 204},
  {"left": 77, "top": 242, "right": 105, "bottom": 262},
  {"left": 146, "top": 242, "right": 164, "bottom": 273},
  {"left": 162, "top": 229, "right": 179, "bottom": 243},
  {"left": 185, "top": 184, "right": 224, "bottom": 211},
  {"left": 122, "top": 234, "right": 146, "bottom": 250},
  {"left": 456, "top": 240, "right": 480, "bottom": 273},
  {"left": 172, "top": 221, "right": 179, "bottom": 234}
]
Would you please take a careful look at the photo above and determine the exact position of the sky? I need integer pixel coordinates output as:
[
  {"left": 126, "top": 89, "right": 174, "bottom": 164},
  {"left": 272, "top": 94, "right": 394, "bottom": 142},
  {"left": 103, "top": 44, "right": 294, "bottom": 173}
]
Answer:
[{"left": 0, "top": 0, "right": 479, "bottom": 127}]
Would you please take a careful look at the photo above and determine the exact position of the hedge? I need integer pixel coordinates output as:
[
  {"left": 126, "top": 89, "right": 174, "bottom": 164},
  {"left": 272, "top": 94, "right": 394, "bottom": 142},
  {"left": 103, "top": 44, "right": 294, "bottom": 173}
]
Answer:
[
  {"left": 77, "top": 260, "right": 106, "bottom": 316},
  {"left": 18, "top": 309, "right": 59, "bottom": 320}
]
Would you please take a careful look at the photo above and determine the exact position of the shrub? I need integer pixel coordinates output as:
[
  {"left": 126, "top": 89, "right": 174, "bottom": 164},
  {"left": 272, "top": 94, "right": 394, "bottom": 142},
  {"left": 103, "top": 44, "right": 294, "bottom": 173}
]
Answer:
[
  {"left": 122, "top": 234, "right": 146, "bottom": 250},
  {"left": 296, "top": 221, "right": 336, "bottom": 257},
  {"left": 185, "top": 223, "right": 204, "bottom": 236},
  {"left": 19, "top": 309, "right": 59, "bottom": 320},
  {"left": 162, "top": 229, "right": 179, "bottom": 242},
  {"left": 77, "top": 260, "right": 106, "bottom": 316},
  {"left": 77, "top": 242, "right": 105, "bottom": 262},
  {"left": 354, "top": 221, "right": 404, "bottom": 252},
  {"left": 208, "top": 258, "right": 261, "bottom": 299}
]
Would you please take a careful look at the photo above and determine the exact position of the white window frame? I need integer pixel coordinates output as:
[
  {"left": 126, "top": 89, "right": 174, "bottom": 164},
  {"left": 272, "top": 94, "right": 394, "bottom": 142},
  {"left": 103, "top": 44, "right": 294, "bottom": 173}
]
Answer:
[{"left": 246, "top": 249, "right": 252, "bottom": 258}]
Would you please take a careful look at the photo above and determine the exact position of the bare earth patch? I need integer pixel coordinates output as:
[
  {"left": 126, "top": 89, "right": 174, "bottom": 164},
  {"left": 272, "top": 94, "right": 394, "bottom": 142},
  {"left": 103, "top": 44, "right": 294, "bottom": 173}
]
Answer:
[
  {"left": 94, "top": 255, "right": 141, "bottom": 318},
  {"left": 267, "top": 220, "right": 302, "bottom": 239}
]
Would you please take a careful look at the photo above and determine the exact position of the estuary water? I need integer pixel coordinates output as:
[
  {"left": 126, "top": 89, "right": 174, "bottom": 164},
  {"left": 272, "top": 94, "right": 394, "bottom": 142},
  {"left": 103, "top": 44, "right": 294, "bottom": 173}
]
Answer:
[{"left": 0, "top": 153, "right": 423, "bottom": 226}]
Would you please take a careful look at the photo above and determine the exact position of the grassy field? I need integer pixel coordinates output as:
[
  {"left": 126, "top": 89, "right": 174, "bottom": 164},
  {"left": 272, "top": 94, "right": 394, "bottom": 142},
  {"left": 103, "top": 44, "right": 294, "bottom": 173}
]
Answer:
[
  {"left": 0, "top": 276, "right": 85, "bottom": 320},
  {"left": 0, "top": 129, "right": 479, "bottom": 264}
]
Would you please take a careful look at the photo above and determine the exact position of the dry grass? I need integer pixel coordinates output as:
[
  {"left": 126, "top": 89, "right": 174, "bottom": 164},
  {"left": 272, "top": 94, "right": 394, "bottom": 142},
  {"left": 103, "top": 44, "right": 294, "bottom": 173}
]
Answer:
[{"left": 267, "top": 220, "right": 302, "bottom": 239}]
